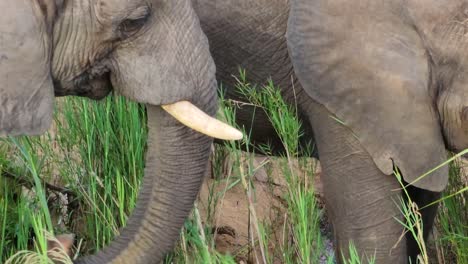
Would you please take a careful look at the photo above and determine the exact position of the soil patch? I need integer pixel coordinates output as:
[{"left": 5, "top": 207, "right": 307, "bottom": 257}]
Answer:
[{"left": 197, "top": 154, "right": 332, "bottom": 263}]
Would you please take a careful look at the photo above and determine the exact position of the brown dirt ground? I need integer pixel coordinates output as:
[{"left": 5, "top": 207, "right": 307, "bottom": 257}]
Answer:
[
  {"left": 197, "top": 153, "right": 468, "bottom": 264},
  {"left": 197, "top": 154, "right": 325, "bottom": 263}
]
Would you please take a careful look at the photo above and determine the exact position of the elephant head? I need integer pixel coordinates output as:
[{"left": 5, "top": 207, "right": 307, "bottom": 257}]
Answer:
[{"left": 0, "top": 0, "right": 241, "bottom": 263}]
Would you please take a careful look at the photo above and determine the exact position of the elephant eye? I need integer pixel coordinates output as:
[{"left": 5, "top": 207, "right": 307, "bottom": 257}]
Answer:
[{"left": 118, "top": 8, "right": 151, "bottom": 38}]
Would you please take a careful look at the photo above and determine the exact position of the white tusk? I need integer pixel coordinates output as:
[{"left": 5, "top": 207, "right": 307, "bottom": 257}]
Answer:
[{"left": 162, "top": 101, "right": 243, "bottom": 141}]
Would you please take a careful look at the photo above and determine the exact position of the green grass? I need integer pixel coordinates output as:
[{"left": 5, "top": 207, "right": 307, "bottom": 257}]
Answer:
[
  {"left": 228, "top": 70, "right": 326, "bottom": 263},
  {"left": 0, "top": 95, "right": 146, "bottom": 263},
  {"left": 437, "top": 158, "right": 468, "bottom": 264},
  {"left": 0, "top": 73, "right": 466, "bottom": 263}
]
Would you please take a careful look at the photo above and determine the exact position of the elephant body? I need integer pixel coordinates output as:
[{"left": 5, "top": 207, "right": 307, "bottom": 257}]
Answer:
[{"left": 194, "top": 0, "right": 468, "bottom": 263}]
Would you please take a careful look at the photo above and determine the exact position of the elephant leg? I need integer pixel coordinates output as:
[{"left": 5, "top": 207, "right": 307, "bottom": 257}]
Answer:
[
  {"left": 307, "top": 101, "right": 407, "bottom": 264},
  {"left": 404, "top": 184, "right": 441, "bottom": 262}
]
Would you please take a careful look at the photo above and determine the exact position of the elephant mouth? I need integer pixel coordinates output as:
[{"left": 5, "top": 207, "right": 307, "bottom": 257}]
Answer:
[{"left": 54, "top": 62, "right": 112, "bottom": 100}]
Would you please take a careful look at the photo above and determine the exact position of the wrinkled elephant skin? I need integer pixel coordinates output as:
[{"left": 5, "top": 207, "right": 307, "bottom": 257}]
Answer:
[{"left": 194, "top": 0, "right": 468, "bottom": 263}]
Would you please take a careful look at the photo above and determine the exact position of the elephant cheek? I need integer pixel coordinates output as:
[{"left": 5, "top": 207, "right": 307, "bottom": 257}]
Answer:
[{"left": 109, "top": 64, "right": 193, "bottom": 107}]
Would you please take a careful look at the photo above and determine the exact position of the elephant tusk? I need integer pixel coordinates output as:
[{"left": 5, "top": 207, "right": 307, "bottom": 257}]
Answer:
[{"left": 162, "top": 101, "right": 244, "bottom": 141}]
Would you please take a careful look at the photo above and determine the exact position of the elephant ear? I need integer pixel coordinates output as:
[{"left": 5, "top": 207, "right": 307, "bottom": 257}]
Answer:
[
  {"left": 0, "top": 0, "right": 55, "bottom": 136},
  {"left": 288, "top": 7, "right": 448, "bottom": 192}
]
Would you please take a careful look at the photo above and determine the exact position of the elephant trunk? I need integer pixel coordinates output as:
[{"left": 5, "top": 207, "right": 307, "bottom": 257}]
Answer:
[{"left": 76, "top": 97, "right": 215, "bottom": 263}]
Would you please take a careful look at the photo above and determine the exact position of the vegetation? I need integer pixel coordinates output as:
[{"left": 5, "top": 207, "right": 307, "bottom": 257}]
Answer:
[{"left": 0, "top": 73, "right": 466, "bottom": 263}]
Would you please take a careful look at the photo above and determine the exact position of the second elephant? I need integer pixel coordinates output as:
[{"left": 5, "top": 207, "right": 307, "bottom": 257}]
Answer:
[{"left": 194, "top": 0, "right": 468, "bottom": 263}]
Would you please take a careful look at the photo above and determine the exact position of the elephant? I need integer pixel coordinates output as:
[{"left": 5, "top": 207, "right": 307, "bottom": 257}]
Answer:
[
  {"left": 0, "top": 0, "right": 241, "bottom": 263},
  {"left": 193, "top": 0, "right": 468, "bottom": 263}
]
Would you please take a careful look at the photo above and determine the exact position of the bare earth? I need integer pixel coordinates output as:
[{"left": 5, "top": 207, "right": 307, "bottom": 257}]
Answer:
[{"left": 197, "top": 154, "right": 334, "bottom": 263}]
